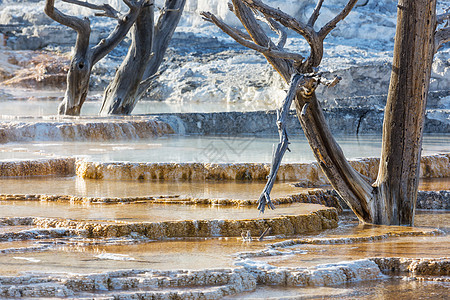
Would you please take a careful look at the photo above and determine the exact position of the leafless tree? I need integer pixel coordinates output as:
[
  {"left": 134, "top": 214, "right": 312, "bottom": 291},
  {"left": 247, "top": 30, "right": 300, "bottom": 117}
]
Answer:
[
  {"left": 45, "top": 0, "right": 147, "bottom": 115},
  {"left": 100, "top": 0, "right": 186, "bottom": 115},
  {"left": 203, "top": 0, "right": 449, "bottom": 225}
]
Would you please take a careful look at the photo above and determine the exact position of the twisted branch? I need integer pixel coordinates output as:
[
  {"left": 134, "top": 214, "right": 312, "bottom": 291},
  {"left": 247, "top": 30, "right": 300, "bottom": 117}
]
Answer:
[
  {"left": 61, "top": 0, "right": 120, "bottom": 19},
  {"left": 437, "top": 10, "right": 449, "bottom": 25},
  {"left": 255, "top": 15, "right": 287, "bottom": 49},
  {"left": 318, "top": 0, "right": 358, "bottom": 40},
  {"left": 436, "top": 9, "right": 450, "bottom": 51},
  {"left": 201, "top": 11, "right": 304, "bottom": 62},
  {"left": 258, "top": 73, "right": 304, "bottom": 213},
  {"left": 242, "top": 0, "right": 314, "bottom": 42},
  {"left": 435, "top": 27, "right": 450, "bottom": 51},
  {"left": 45, "top": 0, "right": 90, "bottom": 32},
  {"left": 240, "top": 0, "right": 358, "bottom": 70}
]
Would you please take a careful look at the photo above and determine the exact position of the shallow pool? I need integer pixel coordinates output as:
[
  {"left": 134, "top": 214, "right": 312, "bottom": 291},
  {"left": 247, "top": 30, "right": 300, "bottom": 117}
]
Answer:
[
  {"left": 1, "top": 134, "right": 449, "bottom": 163},
  {"left": 0, "top": 87, "right": 274, "bottom": 116}
]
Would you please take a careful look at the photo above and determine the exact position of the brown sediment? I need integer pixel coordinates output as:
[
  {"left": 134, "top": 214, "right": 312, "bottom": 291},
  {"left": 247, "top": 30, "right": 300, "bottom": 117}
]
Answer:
[
  {"left": 267, "top": 227, "right": 443, "bottom": 248},
  {"left": 0, "top": 158, "right": 75, "bottom": 177},
  {"left": 370, "top": 257, "right": 450, "bottom": 276},
  {"left": 0, "top": 206, "right": 337, "bottom": 240},
  {"left": 0, "top": 189, "right": 341, "bottom": 207},
  {"left": 0, "top": 50, "right": 69, "bottom": 89},
  {"left": 419, "top": 154, "right": 450, "bottom": 178},
  {"left": 76, "top": 153, "right": 450, "bottom": 184},
  {"left": 1, "top": 153, "right": 448, "bottom": 182}
]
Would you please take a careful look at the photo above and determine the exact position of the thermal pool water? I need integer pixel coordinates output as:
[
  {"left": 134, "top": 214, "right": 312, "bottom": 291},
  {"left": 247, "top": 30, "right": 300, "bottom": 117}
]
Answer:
[
  {"left": 1, "top": 134, "right": 449, "bottom": 163},
  {"left": 0, "top": 210, "right": 447, "bottom": 298}
]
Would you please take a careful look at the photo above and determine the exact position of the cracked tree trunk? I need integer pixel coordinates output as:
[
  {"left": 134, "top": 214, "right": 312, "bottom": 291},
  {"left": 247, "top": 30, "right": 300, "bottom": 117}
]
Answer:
[
  {"left": 373, "top": 0, "right": 437, "bottom": 225},
  {"left": 100, "top": 2, "right": 155, "bottom": 115},
  {"left": 100, "top": 0, "right": 186, "bottom": 115},
  {"left": 60, "top": 19, "right": 92, "bottom": 115}
]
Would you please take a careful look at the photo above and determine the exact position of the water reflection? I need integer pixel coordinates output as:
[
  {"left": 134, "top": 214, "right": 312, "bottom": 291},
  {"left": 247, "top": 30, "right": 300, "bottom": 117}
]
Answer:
[
  {"left": 0, "top": 87, "right": 276, "bottom": 116},
  {"left": 0, "top": 134, "right": 448, "bottom": 163},
  {"left": 0, "top": 177, "right": 303, "bottom": 198},
  {"left": 0, "top": 201, "right": 325, "bottom": 222}
]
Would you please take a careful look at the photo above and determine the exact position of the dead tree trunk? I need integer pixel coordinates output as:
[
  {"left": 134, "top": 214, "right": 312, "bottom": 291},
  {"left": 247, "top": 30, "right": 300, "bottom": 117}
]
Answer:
[
  {"left": 204, "top": 0, "right": 447, "bottom": 225},
  {"left": 44, "top": 0, "right": 146, "bottom": 116},
  {"left": 99, "top": 0, "right": 186, "bottom": 115},
  {"left": 373, "top": 0, "right": 438, "bottom": 225}
]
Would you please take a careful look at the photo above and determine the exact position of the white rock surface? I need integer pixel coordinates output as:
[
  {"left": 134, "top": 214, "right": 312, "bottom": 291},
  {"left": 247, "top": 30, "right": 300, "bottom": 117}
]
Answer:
[{"left": 1, "top": 0, "right": 448, "bottom": 108}]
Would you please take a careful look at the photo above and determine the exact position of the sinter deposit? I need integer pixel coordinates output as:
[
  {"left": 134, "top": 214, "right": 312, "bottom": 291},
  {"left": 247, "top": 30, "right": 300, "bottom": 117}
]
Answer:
[
  {"left": 0, "top": 117, "right": 174, "bottom": 143},
  {"left": 76, "top": 153, "right": 450, "bottom": 184}
]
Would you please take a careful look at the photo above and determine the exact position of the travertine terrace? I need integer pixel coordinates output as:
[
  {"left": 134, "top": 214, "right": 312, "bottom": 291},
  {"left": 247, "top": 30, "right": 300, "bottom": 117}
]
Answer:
[{"left": 0, "top": 0, "right": 449, "bottom": 298}]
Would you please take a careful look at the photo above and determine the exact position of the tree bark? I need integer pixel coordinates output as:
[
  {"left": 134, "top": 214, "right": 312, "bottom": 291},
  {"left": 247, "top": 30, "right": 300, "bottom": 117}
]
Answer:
[
  {"left": 45, "top": 0, "right": 144, "bottom": 115},
  {"left": 100, "top": 2, "right": 155, "bottom": 115},
  {"left": 100, "top": 0, "right": 186, "bottom": 115},
  {"left": 373, "top": 0, "right": 436, "bottom": 225}
]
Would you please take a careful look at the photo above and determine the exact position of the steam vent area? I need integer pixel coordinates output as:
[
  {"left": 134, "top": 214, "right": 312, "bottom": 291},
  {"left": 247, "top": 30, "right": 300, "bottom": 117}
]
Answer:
[{"left": 1, "top": 0, "right": 450, "bottom": 298}]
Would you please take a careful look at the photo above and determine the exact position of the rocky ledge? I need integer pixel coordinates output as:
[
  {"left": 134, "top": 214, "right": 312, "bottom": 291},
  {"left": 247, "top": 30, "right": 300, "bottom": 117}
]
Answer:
[{"left": 76, "top": 153, "right": 450, "bottom": 183}]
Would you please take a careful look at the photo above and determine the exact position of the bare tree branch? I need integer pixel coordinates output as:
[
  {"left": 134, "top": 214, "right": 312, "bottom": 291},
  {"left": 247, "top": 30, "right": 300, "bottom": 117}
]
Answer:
[
  {"left": 258, "top": 73, "right": 304, "bottom": 213},
  {"left": 123, "top": 0, "right": 139, "bottom": 9},
  {"left": 320, "top": 75, "right": 341, "bottom": 88},
  {"left": 318, "top": 0, "right": 358, "bottom": 40},
  {"left": 141, "top": 0, "right": 185, "bottom": 82},
  {"left": 61, "top": 0, "right": 120, "bottom": 19},
  {"left": 100, "top": 0, "right": 185, "bottom": 115},
  {"left": 242, "top": 0, "right": 314, "bottom": 41},
  {"left": 238, "top": 0, "right": 325, "bottom": 71},
  {"left": 308, "top": 0, "right": 324, "bottom": 27},
  {"left": 436, "top": 8, "right": 450, "bottom": 51},
  {"left": 45, "top": 0, "right": 145, "bottom": 115},
  {"left": 91, "top": 0, "right": 146, "bottom": 64},
  {"left": 437, "top": 10, "right": 449, "bottom": 25},
  {"left": 256, "top": 15, "right": 287, "bottom": 48},
  {"left": 231, "top": 0, "right": 295, "bottom": 80},
  {"left": 435, "top": 27, "right": 450, "bottom": 51},
  {"left": 230, "top": 25, "right": 253, "bottom": 41},
  {"left": 45, "top": 0, "right": 90, "bottom": 32},
  {"left": 201, "top": 11, "right": 304, "bottom": 62},
  {"left": 155, "top": 0, "right": 181, "bottom": 32},
  {"left": 258, "top": 227, "right": 271, "bottom": 241}
]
